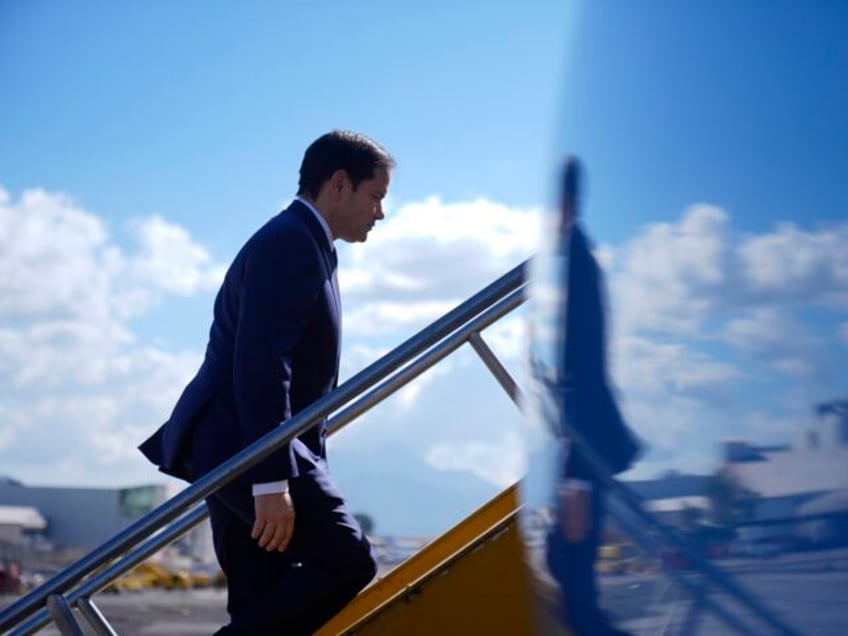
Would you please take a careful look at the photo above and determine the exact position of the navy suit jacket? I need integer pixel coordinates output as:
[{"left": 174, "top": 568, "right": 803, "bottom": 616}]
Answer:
[
  {"left": 561, "top": 225, "right": 638, "bottom": 480},
  {"left": 139, "top": 200, "right": 340, "bottom": 486}
]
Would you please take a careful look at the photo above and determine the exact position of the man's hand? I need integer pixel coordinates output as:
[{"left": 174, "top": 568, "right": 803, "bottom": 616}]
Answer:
[
  {"left": 559, "top": 485, "right": 591, "bottom": 544},
  {"left": 251, "top": 492, "right": 295, "bottom": 552}
]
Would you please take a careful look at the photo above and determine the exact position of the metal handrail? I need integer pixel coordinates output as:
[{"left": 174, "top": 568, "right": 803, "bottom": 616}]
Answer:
[
  {"left": 0, "top": 261, "right": 527, "bottom": 633},
  {"left": 44, "top": 595, "right": 82, "bottom": 636},
  {"left": 10, "top": 286, "right": 527, "bottom": 635},
  {"left": 2, "top": 255, "right": 801, "bottom": 636},
  {"left": 77, "top": 597, "right": 118, "bottom": 636}
]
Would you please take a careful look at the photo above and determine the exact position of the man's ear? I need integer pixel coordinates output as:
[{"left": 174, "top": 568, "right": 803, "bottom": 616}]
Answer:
[{"left": 328, "top": 169, "right": 350, "bottom": 200}]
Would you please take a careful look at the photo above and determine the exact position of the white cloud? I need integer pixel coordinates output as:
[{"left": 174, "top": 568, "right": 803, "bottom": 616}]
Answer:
[
  {"left": 374, "top": 196, "right": 540, "bottom": 256},
  {"left": 4, "top": 183, "right": 845, "bottom": 498},
  {"left": 0, "top": 187, "right": 540, "bottom": 490},
  {"left": 340, "top": 196, "right": 538, "bottom": 306},
  {"left": 613, "top": 336, "right": 741, "bottom": 403},
  {"left": 127, "top": 215, "right": 226, "bottom": 296},
  {"left": 425, "top": 430, "right": 526, "bottom": 488},
  {"left": 335, "top": 198, "right": 848, "bottom": 485},
  {"left": 0, "top": 188, "right": 117, "bottom": 322},
  {"left": 721, "top": 308, "right": 825, "bottom": 379},
  {"left": 610, "top": 205, "right": 730, "bottom": 337},
  {"left": 608, "top": 207, "right": 848, "bottom": 339},
  {"left": 344, "top": 300, "right": 459, "bottom": 336},
  {"left": 0, "top": 186, "right": 222, "bottom": 486},
  {"left": 738, "top": 222, "right": 848, "bottom": 305},
  {"left": 596, "top": 206, "right": 848, "bottom": 475},
  {"left": 332, "top": 196, "right": 537, "bottom": 477},
  {"left": 336, "top": 195, "right": 536, "bottom": 426}
]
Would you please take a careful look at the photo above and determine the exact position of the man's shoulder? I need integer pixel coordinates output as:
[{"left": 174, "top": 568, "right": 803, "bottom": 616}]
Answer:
[
  {"left": 258, "top": 201, "right": 312, "bottom": 237},
  {"left": 232, "top": 204, "right": 322, "bottom": 280},
  {"left": 242, "top": 202, "right": 317, "bottom": 255}
]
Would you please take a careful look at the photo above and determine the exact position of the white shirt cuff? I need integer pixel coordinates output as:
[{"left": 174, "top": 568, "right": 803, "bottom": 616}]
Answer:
[{"left": 252, "top": 480, "right": 289, "bottom": 496}]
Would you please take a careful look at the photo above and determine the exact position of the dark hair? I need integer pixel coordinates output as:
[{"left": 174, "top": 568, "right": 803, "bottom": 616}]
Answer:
[{"left": 297, "top": 130, "right": 395, "bottom": 199}]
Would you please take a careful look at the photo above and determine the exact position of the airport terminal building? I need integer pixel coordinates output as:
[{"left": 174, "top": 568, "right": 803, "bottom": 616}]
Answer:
[{"left": 0, "top": 477, "right": 167, "bottom": 552}]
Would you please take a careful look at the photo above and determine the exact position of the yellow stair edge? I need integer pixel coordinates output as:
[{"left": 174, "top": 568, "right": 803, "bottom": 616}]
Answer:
[{"left": 316, "top": 483, "right": 525, "bottom": 635}]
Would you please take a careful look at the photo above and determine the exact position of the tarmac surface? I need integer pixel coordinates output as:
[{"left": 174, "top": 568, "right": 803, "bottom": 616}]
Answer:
[
  {"left": 2, "top": 589, "right": 230, "bottom": 636},
  {"left": 604, "top": 547, "right": 848, "bottom": 635},
  {"left": 4, "top": 548, "right": 848, "bottom": 635}
]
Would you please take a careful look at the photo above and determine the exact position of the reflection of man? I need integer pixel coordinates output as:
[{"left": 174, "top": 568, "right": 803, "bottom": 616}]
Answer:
[
  {"left": 140, "top": 131, "right": 394, "bottom": 635},
  {"left": 546, "top": 158, "right": 637, "bottom": 636}
]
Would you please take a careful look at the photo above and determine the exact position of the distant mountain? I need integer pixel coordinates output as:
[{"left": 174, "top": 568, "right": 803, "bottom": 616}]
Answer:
[{"left": 329, "top": 448, "right": 503, "bottom": 537}]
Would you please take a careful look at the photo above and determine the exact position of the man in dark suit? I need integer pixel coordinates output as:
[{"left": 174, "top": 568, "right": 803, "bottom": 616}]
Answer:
[
  {"left": 139, "top": 130, "right": 394, "bottom": 635},
  {"left": 545, "top": 159, "right": 637, "bottom": 636}
]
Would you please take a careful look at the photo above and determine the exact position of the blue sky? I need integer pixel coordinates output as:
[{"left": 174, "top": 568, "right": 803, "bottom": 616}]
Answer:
[{"left": 1, "top": 3, "right": 846, "bottom": 536}]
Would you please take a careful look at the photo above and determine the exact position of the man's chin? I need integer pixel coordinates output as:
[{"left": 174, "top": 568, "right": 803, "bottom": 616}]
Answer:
[{"left": 339, "top": 232, "right": 368, "bottom": 244}]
